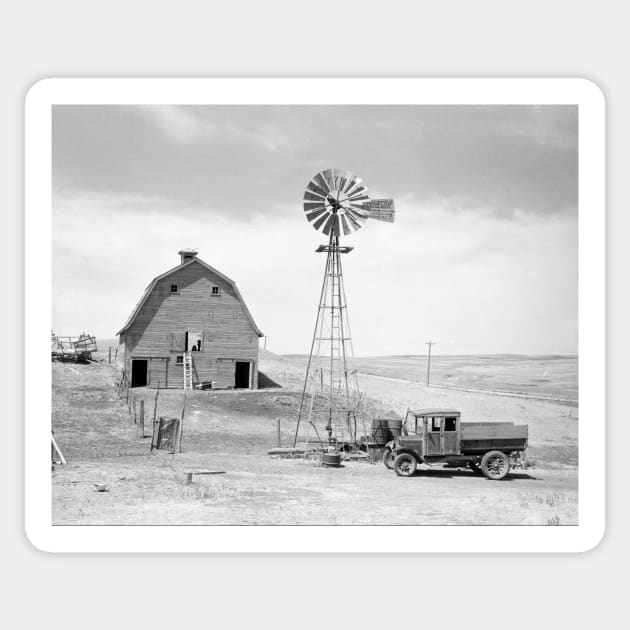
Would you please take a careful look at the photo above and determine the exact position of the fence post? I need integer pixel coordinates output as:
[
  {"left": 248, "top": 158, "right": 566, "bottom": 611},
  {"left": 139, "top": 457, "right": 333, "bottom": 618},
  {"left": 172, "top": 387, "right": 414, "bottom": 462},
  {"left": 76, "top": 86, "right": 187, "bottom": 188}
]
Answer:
[
  {"left": 108, "top": 346, "right": 112, "bottom": 364},
  {"left": 139, "top": 399, "right": 145, "bottom": 438},
  {"left": 150, "top": 383, "right": 160, "bottom": 451},
  {"left": 133, "top": 397, "right": 137, "bottom": 424},
  {"left": 176, "top": 393, "right": 186, "bottom": 453}
]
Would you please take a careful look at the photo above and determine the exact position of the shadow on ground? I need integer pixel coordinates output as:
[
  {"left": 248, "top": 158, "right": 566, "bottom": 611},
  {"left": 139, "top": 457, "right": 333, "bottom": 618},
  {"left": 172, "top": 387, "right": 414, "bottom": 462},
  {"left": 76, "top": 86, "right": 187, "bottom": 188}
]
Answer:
[
  {"left": 405, "top": 469, "right": 540, "bottom": 481},
  {"left": 258, "top": 371, "right": 282, "bottom": 388}
]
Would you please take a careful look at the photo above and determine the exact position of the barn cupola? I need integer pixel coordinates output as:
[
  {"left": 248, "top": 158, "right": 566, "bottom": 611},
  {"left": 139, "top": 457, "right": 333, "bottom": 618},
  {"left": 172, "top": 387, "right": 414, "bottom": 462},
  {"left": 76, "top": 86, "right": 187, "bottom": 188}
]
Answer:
[{"left": 178, "top": 249, "right": 198, "bottom": 265}]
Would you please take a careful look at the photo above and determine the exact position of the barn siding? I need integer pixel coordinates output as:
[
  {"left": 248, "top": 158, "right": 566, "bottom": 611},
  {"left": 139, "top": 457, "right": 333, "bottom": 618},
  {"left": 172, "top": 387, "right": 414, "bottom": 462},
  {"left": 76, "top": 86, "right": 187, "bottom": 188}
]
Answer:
[{"left": 120, "top": 260, "right": 260, "bottom": 389}]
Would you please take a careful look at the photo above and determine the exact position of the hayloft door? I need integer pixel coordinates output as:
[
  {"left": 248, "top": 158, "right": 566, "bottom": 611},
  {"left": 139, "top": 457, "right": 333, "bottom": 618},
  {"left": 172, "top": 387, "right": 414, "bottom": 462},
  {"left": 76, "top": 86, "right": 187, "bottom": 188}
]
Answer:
[{"left": 186, "top": 331, "right": 202, "bottom": 352}]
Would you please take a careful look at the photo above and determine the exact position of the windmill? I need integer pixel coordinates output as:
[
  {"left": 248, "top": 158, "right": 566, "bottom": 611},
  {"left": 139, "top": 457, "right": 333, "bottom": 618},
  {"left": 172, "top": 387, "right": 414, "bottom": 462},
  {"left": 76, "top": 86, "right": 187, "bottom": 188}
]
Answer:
[{"left": 293, "top": 168, "right": 395, "bottom": 452}]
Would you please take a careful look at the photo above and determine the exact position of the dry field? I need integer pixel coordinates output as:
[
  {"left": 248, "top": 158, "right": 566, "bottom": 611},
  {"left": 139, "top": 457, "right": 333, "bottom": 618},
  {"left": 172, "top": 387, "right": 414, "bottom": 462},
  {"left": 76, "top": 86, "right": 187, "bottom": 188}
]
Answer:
[
  {"left": 287, "top": 354, "right": 578, "bottom": 402},
  {"left": 51, "top": 352, "right": 578, "bottom": 525}
]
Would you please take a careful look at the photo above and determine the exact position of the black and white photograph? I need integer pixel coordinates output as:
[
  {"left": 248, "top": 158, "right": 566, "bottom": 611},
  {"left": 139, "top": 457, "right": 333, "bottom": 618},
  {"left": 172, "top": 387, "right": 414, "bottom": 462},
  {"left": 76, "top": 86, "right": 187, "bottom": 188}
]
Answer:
[
  {"left": 22, "top": 78, "right": 603, "bottom": 552},
  {"left": 5, "top": 3, "right": 624, "bottom": 627},
  {"left": 47, "top": 94, "right": 583, "bottom": 529}
]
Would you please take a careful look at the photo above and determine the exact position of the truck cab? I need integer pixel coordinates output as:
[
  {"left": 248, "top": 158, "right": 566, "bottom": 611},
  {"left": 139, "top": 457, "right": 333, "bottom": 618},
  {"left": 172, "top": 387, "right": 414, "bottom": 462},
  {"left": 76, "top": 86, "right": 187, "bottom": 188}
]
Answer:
[
  {"left": 389, "top": 410, "right": 462, "bottom": 457},
  {"left": 384, "top": 409, "right": 528, "bottom": 480}
]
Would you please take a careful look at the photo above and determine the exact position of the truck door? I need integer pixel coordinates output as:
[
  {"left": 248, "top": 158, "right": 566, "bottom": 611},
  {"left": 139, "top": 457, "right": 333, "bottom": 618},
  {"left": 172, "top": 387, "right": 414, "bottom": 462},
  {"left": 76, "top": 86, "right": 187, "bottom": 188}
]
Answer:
[
  {"left": 443, "top": 416, "right": 460, "bottom": 454},
  {"left": 425, "top": 416, "right": 443, "bottom": 455}
]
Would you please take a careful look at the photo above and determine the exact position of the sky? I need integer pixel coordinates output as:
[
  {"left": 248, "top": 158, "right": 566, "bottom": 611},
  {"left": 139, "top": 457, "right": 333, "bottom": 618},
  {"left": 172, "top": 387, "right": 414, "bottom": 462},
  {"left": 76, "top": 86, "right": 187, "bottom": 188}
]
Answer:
[{"left": 52, "top": 104, "right": 578, "bottom": 356}]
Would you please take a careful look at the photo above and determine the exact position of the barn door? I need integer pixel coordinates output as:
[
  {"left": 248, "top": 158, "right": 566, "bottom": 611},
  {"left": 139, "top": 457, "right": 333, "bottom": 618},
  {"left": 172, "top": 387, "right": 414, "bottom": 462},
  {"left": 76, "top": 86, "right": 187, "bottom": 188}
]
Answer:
[
  {"left": 131, "top": 359, "right": 148, "bottom": 387},
  {"left": 235, "top": 361, "right": 250, "bottom": 389}
]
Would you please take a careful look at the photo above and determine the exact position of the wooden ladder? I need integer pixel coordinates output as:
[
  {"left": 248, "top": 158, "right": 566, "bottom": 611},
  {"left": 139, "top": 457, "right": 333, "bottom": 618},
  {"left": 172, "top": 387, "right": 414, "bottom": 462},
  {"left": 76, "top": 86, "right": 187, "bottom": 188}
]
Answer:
[{"left": 183, "top": 351, "right": 193, "bottom": 390}]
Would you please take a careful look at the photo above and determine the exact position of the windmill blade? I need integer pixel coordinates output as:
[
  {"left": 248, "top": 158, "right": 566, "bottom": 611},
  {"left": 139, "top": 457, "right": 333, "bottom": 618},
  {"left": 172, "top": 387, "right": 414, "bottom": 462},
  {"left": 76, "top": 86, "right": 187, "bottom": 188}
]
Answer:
[
  {"left": 307, "top": 180, "right": 330, "bottom": 199},
  {"left": 348, "top": 205, "right": 369, "bottom": 219},
  {"left": 347, "top": 186, "right": 368, "bottom": 200},
  {"left": 345, "top": 212, "right": 363, "bottom": 231},
  {"left": 304, "top": 190, "right": 326, "bottom": 203},
  {"left": 342, "top": 173, "right": 359, "bottom": 194},
  {"left": 305, "top": 206, "right": 328, "bottom": 222},
  {"left": 313, "top": 172, "right": 331, "bottom": 194},
  {"left": 322, "top": 169, "right": 336, "bottom": 192},
  {"left": 313, "top": 212, "right": 329, "bottom": 231},
  {"left": 340, "top": 214, "right": 352, "bottom": 235},
  {"left": 335, "top": 173, "right": 348, "bottom": 194},
  {"left": 347, "top": 207, "right": 368, "bottom": 223},
  {"left": 335, "top": 169, "right": 354, "bottom": 194},
  {"left": 345, "top": 178, "right": 364, "bottom": 197},
  {"left": 304, "top": 201, "right": 326, "bottom": 212}
]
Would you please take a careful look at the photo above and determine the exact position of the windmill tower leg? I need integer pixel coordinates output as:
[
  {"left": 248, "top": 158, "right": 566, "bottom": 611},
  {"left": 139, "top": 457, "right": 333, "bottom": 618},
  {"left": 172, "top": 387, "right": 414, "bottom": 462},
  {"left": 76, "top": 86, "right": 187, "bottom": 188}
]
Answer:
[{"left": 294, "top": 230, "right": 363, "bottom": 451}]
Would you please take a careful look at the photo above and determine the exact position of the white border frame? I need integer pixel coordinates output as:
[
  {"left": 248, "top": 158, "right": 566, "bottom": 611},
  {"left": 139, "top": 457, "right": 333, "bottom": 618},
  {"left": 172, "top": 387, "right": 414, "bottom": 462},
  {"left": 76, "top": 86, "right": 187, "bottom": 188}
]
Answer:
[{"left": 25, "top": 78, "right": 605, "bottom": 552}]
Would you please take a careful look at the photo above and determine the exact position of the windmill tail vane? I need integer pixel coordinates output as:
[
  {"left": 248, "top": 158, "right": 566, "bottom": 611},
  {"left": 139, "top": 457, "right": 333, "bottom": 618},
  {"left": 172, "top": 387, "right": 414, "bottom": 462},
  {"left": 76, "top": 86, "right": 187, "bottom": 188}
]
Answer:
[{"left": 294, "top": 168, "right": 396, "bottom": 453}]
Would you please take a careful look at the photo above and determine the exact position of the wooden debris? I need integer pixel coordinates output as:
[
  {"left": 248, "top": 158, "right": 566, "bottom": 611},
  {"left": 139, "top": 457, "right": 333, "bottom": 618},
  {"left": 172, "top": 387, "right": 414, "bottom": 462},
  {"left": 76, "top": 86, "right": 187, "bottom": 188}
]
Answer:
[{"left": 51, "top": 432, "right": 67, "bottom": 466}]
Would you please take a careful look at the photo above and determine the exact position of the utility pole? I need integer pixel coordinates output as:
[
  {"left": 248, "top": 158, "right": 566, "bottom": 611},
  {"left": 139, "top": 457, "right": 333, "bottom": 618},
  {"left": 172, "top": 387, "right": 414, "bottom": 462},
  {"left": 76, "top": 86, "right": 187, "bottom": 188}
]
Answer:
[{"left": 425, "top": 341, "right": 435, "bottom": 386}]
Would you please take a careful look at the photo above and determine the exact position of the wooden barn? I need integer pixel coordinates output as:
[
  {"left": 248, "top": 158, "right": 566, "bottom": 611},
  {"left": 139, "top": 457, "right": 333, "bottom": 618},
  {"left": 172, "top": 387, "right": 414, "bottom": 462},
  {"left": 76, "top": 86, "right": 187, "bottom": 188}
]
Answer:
[{"left": 117, "top": 249, "right": 263, "bottom": 390}]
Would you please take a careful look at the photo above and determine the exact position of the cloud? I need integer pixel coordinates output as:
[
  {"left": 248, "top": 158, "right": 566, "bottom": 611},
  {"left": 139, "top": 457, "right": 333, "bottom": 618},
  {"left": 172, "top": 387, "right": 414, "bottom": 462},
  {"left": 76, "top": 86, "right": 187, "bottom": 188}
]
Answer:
[
  {"left": 52, "top": 190, "right": 577, "bottom": 356},
  {"left": 53, "top": 105, "right": 578, "bottom": 225},
  {"left": 51, "top": 104, "right": 578, "bottom": 354},
  {"left": 137, "top": 105, "right": 295, "bottom": 151}
]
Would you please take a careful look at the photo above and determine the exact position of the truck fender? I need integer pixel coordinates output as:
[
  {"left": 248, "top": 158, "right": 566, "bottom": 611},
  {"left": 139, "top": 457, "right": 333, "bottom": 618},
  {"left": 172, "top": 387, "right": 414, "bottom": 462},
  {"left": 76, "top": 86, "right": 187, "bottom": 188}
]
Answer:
[{"left": 392, "top": 448, "right": 423, "bottom": 464}]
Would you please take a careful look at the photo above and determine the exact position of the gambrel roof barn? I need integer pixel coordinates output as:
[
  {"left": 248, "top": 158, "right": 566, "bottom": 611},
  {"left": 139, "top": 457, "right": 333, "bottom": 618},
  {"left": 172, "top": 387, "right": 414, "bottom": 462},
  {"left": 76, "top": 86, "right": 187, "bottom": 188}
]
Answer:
[{"left": 117, "top": 249, "right": 263, "bottom": 390}]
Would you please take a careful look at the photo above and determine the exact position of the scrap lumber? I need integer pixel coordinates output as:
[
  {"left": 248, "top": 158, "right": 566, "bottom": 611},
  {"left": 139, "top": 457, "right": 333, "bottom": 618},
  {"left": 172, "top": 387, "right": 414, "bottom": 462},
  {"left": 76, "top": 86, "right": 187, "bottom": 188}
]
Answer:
[{"left": 51, "top": 433, "right": 67, "bottom": 466}]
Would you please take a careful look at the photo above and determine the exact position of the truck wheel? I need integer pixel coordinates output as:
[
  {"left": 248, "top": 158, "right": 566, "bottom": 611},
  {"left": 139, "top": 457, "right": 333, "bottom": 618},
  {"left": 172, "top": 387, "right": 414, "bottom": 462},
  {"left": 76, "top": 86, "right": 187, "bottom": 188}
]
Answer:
[
  {"left": 481, "top": 450, "right": 510, "bottom": 480},
  {"left": 469, "top": 461, "right": 483, "bottom": 475},
  {"left": 383, "top": 449, "right": 395, "bottom": 470},
  {"left": 394, "top": 453, "right": 417, "bottom": 477}
]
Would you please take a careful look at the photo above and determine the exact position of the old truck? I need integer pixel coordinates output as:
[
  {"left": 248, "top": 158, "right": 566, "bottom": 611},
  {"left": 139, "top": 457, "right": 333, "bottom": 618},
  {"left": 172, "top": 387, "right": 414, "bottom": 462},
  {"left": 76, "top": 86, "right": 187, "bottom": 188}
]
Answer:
[{"left": 383, "top": 409, "right": 528, "bottom": 480}]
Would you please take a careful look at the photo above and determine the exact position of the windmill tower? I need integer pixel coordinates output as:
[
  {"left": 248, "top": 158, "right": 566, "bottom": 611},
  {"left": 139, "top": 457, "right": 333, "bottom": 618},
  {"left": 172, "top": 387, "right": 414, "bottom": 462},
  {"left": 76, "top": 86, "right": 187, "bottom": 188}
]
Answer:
[{"left": 293, "top": 168, "right": 395, "bottom": 451}]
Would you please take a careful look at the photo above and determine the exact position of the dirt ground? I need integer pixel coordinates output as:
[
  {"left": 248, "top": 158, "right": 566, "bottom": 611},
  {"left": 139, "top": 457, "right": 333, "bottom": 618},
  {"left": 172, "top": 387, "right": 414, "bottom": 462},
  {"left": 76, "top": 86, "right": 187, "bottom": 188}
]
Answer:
[{"left": 51, "top": 354, "right": 578, "bottom": 525}]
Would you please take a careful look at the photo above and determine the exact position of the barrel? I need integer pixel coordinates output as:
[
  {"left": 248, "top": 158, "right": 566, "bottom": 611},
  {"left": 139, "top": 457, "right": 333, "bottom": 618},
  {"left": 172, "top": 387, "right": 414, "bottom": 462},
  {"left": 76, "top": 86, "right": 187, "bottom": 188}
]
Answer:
[
  {"left": 322, "top": 452, "right": 342, "bottom": 467},
  {"left": 388, "top": 419, "right": 403, "bottom": 438},
  {"left": 371, "top": 419, "right": 391, "bottom": 445},
  {"left": 367, "top": 444, "right": 387, "bottom": 463}
]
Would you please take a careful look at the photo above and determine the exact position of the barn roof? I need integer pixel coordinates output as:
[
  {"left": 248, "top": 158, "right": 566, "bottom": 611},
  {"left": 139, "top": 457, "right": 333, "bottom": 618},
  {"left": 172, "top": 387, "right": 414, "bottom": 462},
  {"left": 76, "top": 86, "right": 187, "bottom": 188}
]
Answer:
[{"left": 116, "top": 257, "right": 264, "bottom": 337}]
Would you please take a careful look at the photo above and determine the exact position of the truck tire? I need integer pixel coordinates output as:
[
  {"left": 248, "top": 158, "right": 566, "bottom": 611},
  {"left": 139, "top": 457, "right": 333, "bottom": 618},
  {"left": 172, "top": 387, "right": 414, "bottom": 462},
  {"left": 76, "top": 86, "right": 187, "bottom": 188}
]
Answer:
[
  {"left": 383, "top": 449, "right": 395, "bottom": 470},
  {"left": 481, "top": 450, "right": 510, "bottom": 480},
  {"left": 394, "top": 453, "right": 417, "bottom": 477}
]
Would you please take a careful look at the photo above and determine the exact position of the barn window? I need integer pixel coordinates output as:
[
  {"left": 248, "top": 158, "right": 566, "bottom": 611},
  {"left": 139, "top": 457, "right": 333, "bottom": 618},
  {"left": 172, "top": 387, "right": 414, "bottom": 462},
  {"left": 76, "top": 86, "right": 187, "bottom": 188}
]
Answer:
[
  {"left": 176, "top": 355, "right": 183, "bottom": 365},
  {"left": 170, "top": 284, "right": 179, "bottom": 294},
  {"left": 211, "top": 286, "right": 221, "bottom": 296}
]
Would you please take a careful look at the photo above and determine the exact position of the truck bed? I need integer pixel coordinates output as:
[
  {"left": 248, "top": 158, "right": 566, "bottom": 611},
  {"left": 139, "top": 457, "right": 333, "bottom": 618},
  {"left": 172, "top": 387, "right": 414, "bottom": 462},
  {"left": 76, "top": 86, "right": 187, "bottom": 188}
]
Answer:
[{"left": 460, "top": 422, "right": 528, "bottom": 454}]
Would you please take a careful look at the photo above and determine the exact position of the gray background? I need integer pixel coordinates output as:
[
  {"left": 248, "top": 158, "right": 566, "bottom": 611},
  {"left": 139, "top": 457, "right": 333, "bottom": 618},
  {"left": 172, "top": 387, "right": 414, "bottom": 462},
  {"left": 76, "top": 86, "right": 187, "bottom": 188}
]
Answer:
[{"left": 2, "top": 1, "right": 625, "bottom": 628}]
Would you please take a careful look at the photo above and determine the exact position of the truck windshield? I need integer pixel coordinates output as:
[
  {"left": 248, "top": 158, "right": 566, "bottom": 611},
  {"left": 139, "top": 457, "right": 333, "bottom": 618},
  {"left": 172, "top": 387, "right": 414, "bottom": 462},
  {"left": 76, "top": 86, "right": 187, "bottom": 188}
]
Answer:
[{"left": 404, "top": 416, "right": 423, "bottom": 435}]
